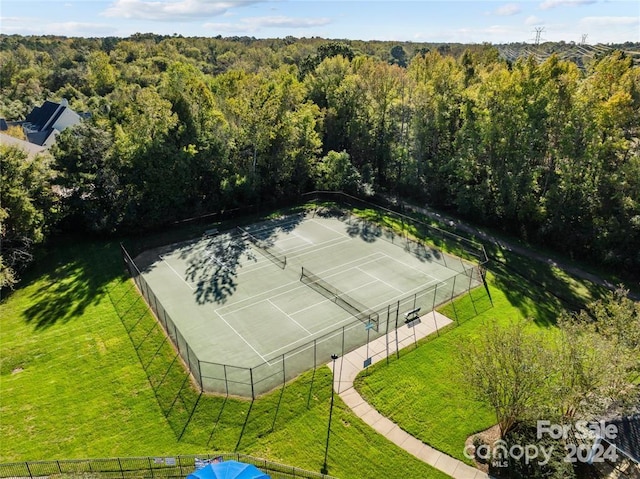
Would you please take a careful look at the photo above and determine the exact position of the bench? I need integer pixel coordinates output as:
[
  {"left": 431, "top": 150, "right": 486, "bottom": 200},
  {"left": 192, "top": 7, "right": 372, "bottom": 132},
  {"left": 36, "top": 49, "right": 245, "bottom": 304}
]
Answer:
[{"left": 404, "top": 307, "right": 421, "bottom": 320}]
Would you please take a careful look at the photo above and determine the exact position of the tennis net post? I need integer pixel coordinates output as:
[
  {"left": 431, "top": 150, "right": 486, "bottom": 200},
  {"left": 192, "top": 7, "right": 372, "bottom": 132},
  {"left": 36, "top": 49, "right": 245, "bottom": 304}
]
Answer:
[{"left": 300, "top": 267, "right": 379, "bottom": 331}]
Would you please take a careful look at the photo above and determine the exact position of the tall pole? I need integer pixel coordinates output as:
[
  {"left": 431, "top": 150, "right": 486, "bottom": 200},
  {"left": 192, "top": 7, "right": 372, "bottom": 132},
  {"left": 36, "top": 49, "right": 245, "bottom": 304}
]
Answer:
[{"left": 321, "top": 354, "right": 339, "bottom": 475}]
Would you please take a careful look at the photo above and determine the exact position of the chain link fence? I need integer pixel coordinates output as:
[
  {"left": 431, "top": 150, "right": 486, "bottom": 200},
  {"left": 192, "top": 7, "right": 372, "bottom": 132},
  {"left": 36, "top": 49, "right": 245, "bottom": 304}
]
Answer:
[
  {"left": 0, "top": 454, "right": 337, "bottom": 479},
  {"left": 120, "top": 192, "right": 491, "bottom": 398}
]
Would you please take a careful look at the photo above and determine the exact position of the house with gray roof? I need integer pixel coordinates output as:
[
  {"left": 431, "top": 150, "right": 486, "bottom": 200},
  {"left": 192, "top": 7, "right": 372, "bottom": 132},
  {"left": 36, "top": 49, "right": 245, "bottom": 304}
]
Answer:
[{"left": 21, "top": 99, "right": 81, "bottom": 147}]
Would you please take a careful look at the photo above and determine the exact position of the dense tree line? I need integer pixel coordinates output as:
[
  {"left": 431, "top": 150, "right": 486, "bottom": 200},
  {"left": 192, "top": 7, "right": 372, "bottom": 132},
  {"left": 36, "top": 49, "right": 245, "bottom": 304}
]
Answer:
[{"left": 1, "top": 34, "right": 638, "bottom": 286}]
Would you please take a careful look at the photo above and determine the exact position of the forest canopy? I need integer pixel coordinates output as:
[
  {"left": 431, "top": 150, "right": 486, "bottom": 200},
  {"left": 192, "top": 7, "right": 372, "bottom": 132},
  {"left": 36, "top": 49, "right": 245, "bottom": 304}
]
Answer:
[{"left": 1, "top": 34, "right": 639, "bottom": 285}]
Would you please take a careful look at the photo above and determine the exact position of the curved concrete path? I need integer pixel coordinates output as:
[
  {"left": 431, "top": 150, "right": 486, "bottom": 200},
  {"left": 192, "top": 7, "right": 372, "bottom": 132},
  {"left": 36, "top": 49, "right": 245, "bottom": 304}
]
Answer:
[{"left": 328, "top": 311, "right": 491, "bottom": 479}]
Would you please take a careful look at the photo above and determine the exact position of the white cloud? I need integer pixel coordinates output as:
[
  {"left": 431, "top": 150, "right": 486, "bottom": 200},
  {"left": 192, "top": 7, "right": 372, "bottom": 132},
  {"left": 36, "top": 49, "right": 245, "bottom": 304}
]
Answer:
[
  {"left": 0, "top": 17, "right": 117, "bottom": 35},
  {"left": 579, "top": 16, "right": 639, "bottom": 27},
  {"left": 524, "top": 15, "right": 543, "bottom": 25},
  {"left": 495, "top": 3, "right": 521, "bottom": 16},
  {"left": 103, "top": 0, "right": 263, "bottom": 22},
  {"left": 414, "top": 24, "right": 522, "bottom": 43},
  {"left": 539, "top": 0, "right": 597, "bottom": 10},
  {"left": 204, "top": 15, "right": 331, "bottom": 32}
]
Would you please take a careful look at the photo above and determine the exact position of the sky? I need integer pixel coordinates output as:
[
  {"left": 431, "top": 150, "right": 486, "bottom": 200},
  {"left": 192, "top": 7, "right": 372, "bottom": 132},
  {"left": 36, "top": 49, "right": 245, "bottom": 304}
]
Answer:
[{"left": 1, "top": 0, "right": 638, "bottom": 44}]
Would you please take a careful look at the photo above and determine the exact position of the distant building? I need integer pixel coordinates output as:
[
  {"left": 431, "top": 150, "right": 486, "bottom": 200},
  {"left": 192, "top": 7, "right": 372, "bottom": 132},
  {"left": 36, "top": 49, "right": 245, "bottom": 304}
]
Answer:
[
  {"left": 0, "top": 99, "right": 85, "bottom": 156},
  {"left": 0, "top": 132, "right": 47, "bottom": 157},
  {"left": 22, "top": 99, "right": 81, "bottom": 147}
]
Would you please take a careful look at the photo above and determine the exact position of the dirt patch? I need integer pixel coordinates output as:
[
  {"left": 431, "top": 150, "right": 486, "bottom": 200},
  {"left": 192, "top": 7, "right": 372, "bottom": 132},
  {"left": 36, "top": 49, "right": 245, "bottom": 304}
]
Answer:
[
  {"left": 465, "top": 424, "right": 502, "bottom": 473},
  {"left": 11, "top": 367, "right": 24, "bottom": 374}
]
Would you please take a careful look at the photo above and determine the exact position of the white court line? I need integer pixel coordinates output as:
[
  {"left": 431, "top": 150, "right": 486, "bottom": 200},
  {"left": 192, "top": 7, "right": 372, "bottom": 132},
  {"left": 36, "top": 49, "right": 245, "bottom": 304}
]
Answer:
[
  {"left": 369, "top": 280, "right": 447, "bottom": 312},
  {"left": 214, "top": 309, "right": 269, "bottom": 364},
  {"left": 247, "top": 216, "right": 307, "bottom": 237},
  {"left": 356, "top": 266, "right": 403, "bottom": 293},
  {"left": 207, "top": 252, "right": 231, "bottom": 271},
  {"left": 277, "top": 236, "right": 301, "bottom": 244},
  {"left": 313, "top": 252, "right": 385, "bottom": 278},
  {"left": 285, "top": 236, "right": 351, "bottom": 259},
  {"left": 263, "top": 312, "right": 367, "bottom": 359},
  {"left": 267, "top": 299, "right": 312, "bottom": 335},
  {"left": 159, "top": 255, "right": 195, "bottom": 291},
  {"left": 292, "top": 230, "right": 314, "bottom": 244},
  {"left": 377, "top": 251, "right": 438, "bottom": 282},
  {"left": 217, "top": 252, "right": 385, "bottom": 314},
  {"left": 309, "top": 218, "right": 351, "bottom": 238},
  {"left": 289, "top": 278, "right": 380, "bottom": 316}
]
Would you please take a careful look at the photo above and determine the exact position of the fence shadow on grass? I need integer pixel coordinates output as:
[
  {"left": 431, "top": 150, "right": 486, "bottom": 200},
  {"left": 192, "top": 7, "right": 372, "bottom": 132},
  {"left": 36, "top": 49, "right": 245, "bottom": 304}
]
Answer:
[
  {"left": 107, "top": 276, "right": 330, "bottom": 449},
  {"left": 108, "top": 192, "right": 491, "bottom": 448}
]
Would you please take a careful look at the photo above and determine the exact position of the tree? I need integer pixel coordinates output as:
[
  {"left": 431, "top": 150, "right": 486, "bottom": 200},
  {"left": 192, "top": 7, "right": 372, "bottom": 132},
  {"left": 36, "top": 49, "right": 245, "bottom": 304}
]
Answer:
[
  {"left": 52, "top": 121, "right": 120, "bottom": 232},
  {"left": 390, "top": 45, "right": 407, "bottom": 67},
  {"left": 356, "top": 58, "right": 403, "bottom": 186},
  {"left": 0, "top": 145, "right": 56, "bottom": 288},
  {"left": 552, "top": 287, "right": 640, "bottom": 419},
  {"left": 408, "top": 52, "right": 464, "bottom": 202},
  {"left": 462, "top": 290, "right": 640, "bottom": 438},
  {"left": 460, "top": 320, "right": 553, "bottom": 436},
  {"left": 87, "top": 50, "right": 117, "bottom": 95},
  {"left": 314, "top": 150, "right": 361, "bottom": 193}
]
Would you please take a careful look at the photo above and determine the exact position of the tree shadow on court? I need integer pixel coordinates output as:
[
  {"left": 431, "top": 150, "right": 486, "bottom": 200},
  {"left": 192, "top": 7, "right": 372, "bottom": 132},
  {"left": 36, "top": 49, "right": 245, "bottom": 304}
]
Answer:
[
  {"left": 180, "top": 214, "right": 306, "bottom": 305},
  {"left": 314, "top": 205, "right": 349, "bottom": 221},
  {"left": 404, "top": 241, "right": 446, "bottom": 266},
  {"left": 344, "top": 216, "right": 447, "bottom": 268},
  {"left": 22, "top": 238, "right": 122, "bottom": 330},
  {"left": 182, "top": 232, "right": 252, "bottom": 305},
  {"left": 345, "top": 220, "right": 382, "bottom": 243}
]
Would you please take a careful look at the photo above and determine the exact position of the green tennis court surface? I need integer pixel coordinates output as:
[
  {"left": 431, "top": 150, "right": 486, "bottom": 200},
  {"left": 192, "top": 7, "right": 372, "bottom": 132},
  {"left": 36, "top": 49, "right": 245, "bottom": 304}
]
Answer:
[{"left": 133, "top": 209, "right": 482, "bottom": 395}]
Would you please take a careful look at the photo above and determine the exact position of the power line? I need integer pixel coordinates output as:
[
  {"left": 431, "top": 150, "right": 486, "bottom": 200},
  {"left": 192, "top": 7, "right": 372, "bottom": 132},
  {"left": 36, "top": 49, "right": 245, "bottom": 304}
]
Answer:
[{"left": 533, "top": 27, "right": 545, "bottom": 46}]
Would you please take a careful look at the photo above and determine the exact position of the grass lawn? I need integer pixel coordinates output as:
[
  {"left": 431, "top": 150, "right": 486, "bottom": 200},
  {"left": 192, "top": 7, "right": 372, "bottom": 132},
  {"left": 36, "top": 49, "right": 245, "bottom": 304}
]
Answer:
[
  {"left": 2, "top": 198, "right": 624, "bottom": 478},
  {"left": 353, "top": 272, "right": 574, "bottom": 465},
  {"left": 0, "top": 235, "right": 450, "bottom": 479}
]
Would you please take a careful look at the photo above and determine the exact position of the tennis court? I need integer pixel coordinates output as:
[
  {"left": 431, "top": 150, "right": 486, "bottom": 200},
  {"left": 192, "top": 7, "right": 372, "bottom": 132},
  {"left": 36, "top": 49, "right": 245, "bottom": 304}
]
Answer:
[{"left": 131, "top": 207, "right": 484, "bottom": 395}]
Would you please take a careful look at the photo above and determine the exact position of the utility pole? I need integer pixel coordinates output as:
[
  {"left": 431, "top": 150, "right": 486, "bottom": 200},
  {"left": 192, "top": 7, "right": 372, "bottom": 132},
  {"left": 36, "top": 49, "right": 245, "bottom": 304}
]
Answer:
[{"left": 321, "top": 354, "right": 339, "bottom": 475}]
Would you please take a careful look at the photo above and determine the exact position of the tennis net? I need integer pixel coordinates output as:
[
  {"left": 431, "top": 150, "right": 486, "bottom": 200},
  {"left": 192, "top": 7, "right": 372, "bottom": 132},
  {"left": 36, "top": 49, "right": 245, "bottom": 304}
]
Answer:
[
  {"left": 237, "top": 226, "right": 287, "bottom": 269},
  {"left": 300, "top": 267, "right": 379, "bottom": 331}
]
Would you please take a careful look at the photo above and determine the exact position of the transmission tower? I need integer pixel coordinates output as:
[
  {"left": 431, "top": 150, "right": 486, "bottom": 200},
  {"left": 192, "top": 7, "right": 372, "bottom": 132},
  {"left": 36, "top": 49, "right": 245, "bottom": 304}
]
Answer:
[
  {"left": 533, "top": 27, "right": 545, "bottom": 45},
  {"left": 581, "top": 34, "right": 588, "bottom": 45}
]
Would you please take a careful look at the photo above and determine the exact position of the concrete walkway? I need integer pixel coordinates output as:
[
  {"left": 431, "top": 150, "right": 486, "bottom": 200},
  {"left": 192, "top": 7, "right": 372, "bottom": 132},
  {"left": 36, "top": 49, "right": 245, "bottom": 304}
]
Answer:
[{"left": 328, "top": 311, "right": 490, "bottom": 479}]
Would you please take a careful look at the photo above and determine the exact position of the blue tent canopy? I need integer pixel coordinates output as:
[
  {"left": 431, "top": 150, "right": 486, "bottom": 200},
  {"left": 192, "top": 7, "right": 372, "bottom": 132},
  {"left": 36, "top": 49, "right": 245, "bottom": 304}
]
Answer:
[{"left": 187, "top": 461, "right": 270, "bottom": 479}]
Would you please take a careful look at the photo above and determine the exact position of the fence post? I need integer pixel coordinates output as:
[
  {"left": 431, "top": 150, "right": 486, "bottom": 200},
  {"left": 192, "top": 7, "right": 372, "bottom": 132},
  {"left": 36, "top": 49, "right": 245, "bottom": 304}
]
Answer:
[
  {"left": 250, "top": 368, "right": 255, "bottom": 400},
  {"left": 196, "top": 358, "right": 203, "bottom": 391},
  {"left": 282, "top": 353, "right": 286, "bottom": 385},
  {"left": 467, "top": 270, "right": 478, "bottom": 316},
  {"left": 117, "top": 458, "right": 125, "bottom": 479},
  {"left": 395, "top": 301, "right": 400, "bottom": 359},
  {"left": 450, "top": 276, "right": 459, "bottom": 324},
  {"left": 432, "top": 283, "right": 439, "bottom": 336},
  {"left": 385, "top": 305, "right": 390, "bottom": 365}
]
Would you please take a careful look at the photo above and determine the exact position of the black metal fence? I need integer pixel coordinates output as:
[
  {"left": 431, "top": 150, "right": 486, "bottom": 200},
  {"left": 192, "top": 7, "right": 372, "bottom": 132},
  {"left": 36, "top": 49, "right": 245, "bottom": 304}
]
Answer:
[
  {"left": 119, "top": 191, "right": 491, "bottom": 398},
  {"left": 0, "top": 454, "right": 337, "bottom": 479}
]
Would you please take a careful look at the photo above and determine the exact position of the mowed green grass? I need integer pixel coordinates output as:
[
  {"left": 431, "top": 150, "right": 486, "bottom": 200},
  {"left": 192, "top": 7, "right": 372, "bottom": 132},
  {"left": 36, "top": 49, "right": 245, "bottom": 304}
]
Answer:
[
  {"left": 354, "top": 274, "right": 564, "bottom": 464},
  {"left": 0, "top": 237, "right": 450, "bottom": 479},
  {"left": 2, "top": 200, "right": 612, "bottom": 478}
]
